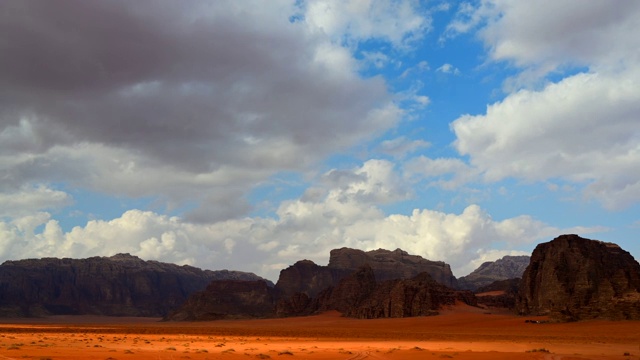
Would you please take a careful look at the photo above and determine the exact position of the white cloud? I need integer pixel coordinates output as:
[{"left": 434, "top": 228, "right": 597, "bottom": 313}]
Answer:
[
  {"left": 0, "top": 185, "right": 72, "bottom": 219},
  {"left": 452, "top": 70, "right": 640, "bottom": 209},
  {"left": 436, "top": 63, "right": 461, "bottom": 75},
  {"left": 445, "top": 1, "right": 640, "bottom": 210},
  {"left": 400, "top": 60, "right": 430, "bottom": 78},
  {"left": 302, "top": 0, "right": 431, "bottom": 47},
  {"left": 0, "top": 159, "right": 605, "bottom": 280},
  {"left": 404, "top": 156, "right": 478, "bottom": 190}
]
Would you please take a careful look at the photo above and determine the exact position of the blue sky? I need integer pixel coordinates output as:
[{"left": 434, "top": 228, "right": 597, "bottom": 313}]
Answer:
[{"left": 1, "top": 0, "right": 639, "bottom": 281}]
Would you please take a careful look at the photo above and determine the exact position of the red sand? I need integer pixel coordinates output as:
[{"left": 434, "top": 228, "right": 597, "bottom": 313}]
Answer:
[{"left": 1, "top": 304, "right": 638, "bottom": 359}]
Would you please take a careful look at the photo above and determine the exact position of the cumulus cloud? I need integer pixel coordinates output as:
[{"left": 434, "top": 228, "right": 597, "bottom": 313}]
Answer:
[
  {"left": 0, "top": 0, "right": 404, "bottom": 221},
  {"left": 446, "top": 1, "right": 640, "bottom": 210},
  {"left": 0, "top": 159, "right": 604, "bottom": 280}
]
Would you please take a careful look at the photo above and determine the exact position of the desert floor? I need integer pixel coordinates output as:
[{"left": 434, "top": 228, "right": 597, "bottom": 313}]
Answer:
[{"left": 0, "top": 304, "right": 638, "bottom": 360}]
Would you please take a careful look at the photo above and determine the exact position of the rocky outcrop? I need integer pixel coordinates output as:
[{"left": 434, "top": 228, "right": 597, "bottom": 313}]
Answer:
[
  {"left": 274, "top": 248, "right": 457, "bottom": 300},
  {"left": 277, "top": 265, "right": 476, "bottom": 319},
  {"left": 475, "top": 278, "right": 521, "bottom": 309},
  {"left": 328, "top": 248, "right": 457, "bottom": 288},
  {"left": 167, "top": 280, "right": 276, "bottom": 321},
  {"left": 345, "top": 272, "right": 475, "bottom": 319},
  {"left": 273, "top": 260, "right": 350, "bottom": 299},
  {"left": 516, "top": 234, "right": 640, "bottom": 321},
  {"left": 457, "top": 255, "right": 530, "bottom": 291},
  {"left": 0, "top": 254, "right": 269, "bottom": 317}
]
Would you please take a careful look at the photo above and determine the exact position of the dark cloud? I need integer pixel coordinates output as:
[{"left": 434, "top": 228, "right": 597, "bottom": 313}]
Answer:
[{"left": 0, "top": 0, "right": 399, "bottom": 218}]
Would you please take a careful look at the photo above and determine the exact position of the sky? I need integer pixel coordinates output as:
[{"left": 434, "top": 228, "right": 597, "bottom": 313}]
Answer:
[{"left": 1, "top": 0, "right": 639, "bottom": 282}]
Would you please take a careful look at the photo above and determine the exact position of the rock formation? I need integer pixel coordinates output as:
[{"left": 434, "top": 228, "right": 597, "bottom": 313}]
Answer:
[
  {"left": 328, "top": 248, "right": 457, "bottom": 287},
  {"left": 516, "top": 234, "right": 640, "bottom": 320},
  {"left": 274, "top": 247, "right": 457, "bottom": 300},
  {"left": 474, "top": 278, "right": 521, "bottom": 309},
  {"left": 274, "top": 260, "right": 350, "bottom": 299},
  {"left": 167, "top": 280, "right": 276, "bottom": 321},
  {"left": 277, "top": 265, "right": 476, "bottom": 319},
  {"left": 0, "top": 254, "right": 269, "bottom": 317},
  {"left": 457, "top": 255, "right": 530, "bottom": 291},
  {"left": 344, "top": 271, "right": 475, "bottom": 319}
]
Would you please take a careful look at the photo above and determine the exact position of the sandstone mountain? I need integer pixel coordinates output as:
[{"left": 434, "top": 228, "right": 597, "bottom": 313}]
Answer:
[
  {"left": 0, "top": 254, "right": 269, "bottom": 317},
  {"left": 516, "top": 234, "right": 640, "bottom": 320},
  {"left": 274, "top": 247, "right": 457, "bottom": 299},
  {"left": 457, "top": 255, "right": 530, "bottom": 291},
  {"left": 276, "top": 265, "right": 475, "bottom": 319},
  {"left": 170, "top": 246, "right": 468, "bottom": 321},
  {"left": 328, "top": 248, "right": 457, "bottom": 287}
]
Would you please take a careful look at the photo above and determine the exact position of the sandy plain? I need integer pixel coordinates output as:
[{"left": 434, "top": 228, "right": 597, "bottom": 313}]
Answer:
[{"left": 0, "top": 304, "right": 638, "bottom": 360}]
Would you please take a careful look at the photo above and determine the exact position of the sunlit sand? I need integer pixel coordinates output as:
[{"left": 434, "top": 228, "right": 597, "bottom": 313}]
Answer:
[{"left": 1, "top": 304, "right": 638, "bottom": 359}]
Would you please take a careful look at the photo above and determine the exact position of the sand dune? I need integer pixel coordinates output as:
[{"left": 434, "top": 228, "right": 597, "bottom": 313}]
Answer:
[{"left": 1, "top": 305, "right": 638, "bottom": 359}]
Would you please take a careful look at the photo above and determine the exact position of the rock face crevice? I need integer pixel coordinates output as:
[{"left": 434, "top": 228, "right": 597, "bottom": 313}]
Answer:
[
  {"left": 0, "top": 254, "right": 269, "bottom": 317},
  {"left": 516, "top": 234, "right": 640, "bottom": 320}
]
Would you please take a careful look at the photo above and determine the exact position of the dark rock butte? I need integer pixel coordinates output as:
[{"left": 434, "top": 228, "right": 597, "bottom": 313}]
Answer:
[
  {"left": 275, "top": 265, "right": 476, "bottom": 319},
  {"left": 516, "top": 234, "right": 640, "bottom": 320},
  {"left": 0, "top": 253, "right": 269, "bottom": 317},
  {"left": 167, "top": 280, "right": 276, "bottom": 321},
  {"left": 274, "top": 247, "right": 457, "bottom": 300}
]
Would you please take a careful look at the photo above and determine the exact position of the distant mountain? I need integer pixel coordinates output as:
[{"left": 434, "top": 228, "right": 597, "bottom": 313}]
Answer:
[
  {"left": 516, "top": 234, "right": 640, "bottom": 320},
  {"left": 0, "top": 253, "right": 270, "bottom": 317},
  {"left": 457, "top": 255, "right": 530, "bottom": 291}
]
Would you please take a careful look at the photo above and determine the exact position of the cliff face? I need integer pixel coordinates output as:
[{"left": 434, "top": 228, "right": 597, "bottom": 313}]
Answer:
[
  {"left": 328, "top": 248, "right": 458, "bottom": 288},
  {"left": 274, "top": 247, "right": 457, "bottom": 300},
  {"left": 167, "top": 280, "right": 276, "bottom": 321},
  {"left": 0, "top": 254, "right": 269, "bottom": 317},
  {"left": 516, "top": 234, "right": 640, "bottom": 320},
  {"left": 273, "top": 260, "right": 350, "bottom": 299},
  {"left": 277, "top": 265, "right": 475, "bottom": 319},
  {"left": 457, "top": 255, "right": 530, "bottom": 291}
]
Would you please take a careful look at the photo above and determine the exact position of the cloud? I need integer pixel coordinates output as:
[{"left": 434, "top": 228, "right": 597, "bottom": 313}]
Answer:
[
  {"left": 301, "top": 0, "right": 431, "bottom": 47},
  {"left": 0, "top": 0, "right": 404, "bottom": 220},
  {"left": 404, "top": 156, "right": 478, "bottom": 190},
  {"left": 452, "top": 58, "right": 640, "bottom": 210},
  {"left": 446, "top": 1, "right": 640, "bottom": 210},
  {"left": 436, "top": 63, "right": 461, "bottom": 75},
  {"left": 446, "top": 1, "right": 640, "bottom": 77},
  {"left": 0, "top": 159, "right": 604, "bottom": 280},
  {"left": 0, "top": 186, "right": 72, "bottom": 219},
  {"left": 377, "top": 137, "right": 431, "bottom": 158}
]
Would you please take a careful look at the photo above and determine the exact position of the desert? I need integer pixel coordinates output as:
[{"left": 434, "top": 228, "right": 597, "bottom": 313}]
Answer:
[{"left": 1, "top": 304, "right": 639, "bottom": 360}]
